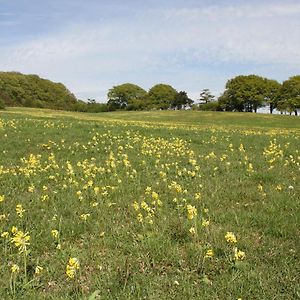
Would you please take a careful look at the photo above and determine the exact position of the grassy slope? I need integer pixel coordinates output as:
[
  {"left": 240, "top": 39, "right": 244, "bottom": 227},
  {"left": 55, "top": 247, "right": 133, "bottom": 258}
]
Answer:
[{"left": 0, "top": 108, "right": 299, "bottom": 299}]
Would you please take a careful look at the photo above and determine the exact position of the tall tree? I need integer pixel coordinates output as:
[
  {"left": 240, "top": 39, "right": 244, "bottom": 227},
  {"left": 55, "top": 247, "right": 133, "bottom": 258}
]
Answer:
[
  {"left": 278, "top": 76, "right": 300, "bottom": 116},
  {"left": 264, "top": 79, "right": 281, "bottom": 114},
  {"left": 218, "top": 75, "right": 266, "bottom": 112},
  {"left": 199, "top": 88, "right": 215, "bottom": 103},
  {"left": 171, "top": 91, "right": 193, "bottom": 110},
  {"left": 0, "top": 72, "right": 77, "bottom": 109},
  {"left": 148, "top": 84, "right": 177, "bottom": 110},
  {"left": 107, "top": 83, "right": 147, "bottom": 110}
]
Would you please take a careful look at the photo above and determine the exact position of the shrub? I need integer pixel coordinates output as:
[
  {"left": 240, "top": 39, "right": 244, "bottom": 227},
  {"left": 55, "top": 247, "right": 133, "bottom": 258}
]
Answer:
[
  {"left": 193, "top": 102, "right": 222, "bottom": 111},
  {"left": 0, "top": 99, "right": 5, "bottom": 109}
]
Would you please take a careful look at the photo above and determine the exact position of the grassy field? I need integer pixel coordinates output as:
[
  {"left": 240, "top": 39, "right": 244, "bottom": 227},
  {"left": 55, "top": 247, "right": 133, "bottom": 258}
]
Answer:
[{"left": 0, "top": 108, "right": 299, "bottom": 299}]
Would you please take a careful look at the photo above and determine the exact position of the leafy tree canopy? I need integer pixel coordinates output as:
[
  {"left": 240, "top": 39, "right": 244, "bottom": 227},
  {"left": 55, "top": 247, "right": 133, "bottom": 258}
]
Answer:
[
  {"left": 148, "top": 84, "right": 177, "bottom": 109},
  {"left": 0, "top": 71, "right": 77, "bottom": 109},
  {"left": 171, "top": 91, "right": 193, "bottom": 110},
  {"left": 199, "top": 88, "right": 215, "bottom": 104},
  {"left": 278, "top": 75, "right": 300, "bottom": 115},
  {"left": 219, "top": 75, "right": 267, "bottom": 112},
  {"left": 107, "top": 83, "right": 147, "bottom": 110}
]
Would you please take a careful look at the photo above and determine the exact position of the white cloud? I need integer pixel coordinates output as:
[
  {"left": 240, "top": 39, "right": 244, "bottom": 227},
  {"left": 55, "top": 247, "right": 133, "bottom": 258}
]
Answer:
[{"left": 0, "top": 1, "right": 299, "bottom": 100}]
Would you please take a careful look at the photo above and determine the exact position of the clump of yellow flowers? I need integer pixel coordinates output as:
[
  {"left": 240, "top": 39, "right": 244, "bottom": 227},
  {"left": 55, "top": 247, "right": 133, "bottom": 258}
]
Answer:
[
  {"left": 186, "top": 204, "right": 197, "bottom": 220},
  {"left": 225, "top": 231, "right": 237, "bottom": 244},
  {"left": 66, "top": 257, "right": 80, "bottom": 279},
  {"left": 10, "top": 229, "right": 30, "bottom": 254}
]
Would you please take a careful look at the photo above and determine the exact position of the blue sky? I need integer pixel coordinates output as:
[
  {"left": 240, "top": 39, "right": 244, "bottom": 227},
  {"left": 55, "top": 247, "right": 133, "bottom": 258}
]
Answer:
[{"left": 0, "top": 0, "right": 299, "bottom": 102}]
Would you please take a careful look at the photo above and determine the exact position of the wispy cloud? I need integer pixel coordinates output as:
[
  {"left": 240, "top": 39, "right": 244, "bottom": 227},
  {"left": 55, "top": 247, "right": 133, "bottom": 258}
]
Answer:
[{"left": 0, "top": 1, "right": 299, "bottom": 100}]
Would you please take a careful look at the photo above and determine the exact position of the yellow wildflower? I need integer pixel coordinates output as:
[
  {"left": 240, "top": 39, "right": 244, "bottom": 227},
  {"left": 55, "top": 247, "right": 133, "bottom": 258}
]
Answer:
[
  {"left": 225, "top": 232, "right": 237, "bottom": 244},
  {"left": 16, "top": 204, "right": 25, "bottom": 218},
  {"left": 35, "top": 265, "right": 43, "bottom": 275},
  {"left": 51, "top": 229, "right": 59, "bottom": 239},
  {"left": 202, "top": 220, "right": 210, "bottom": 227},
  {"left": 205, "top": 249, "right": 214, "bottom": 258},
  {"left": 66, "top": 257, "right": 80, "bottom": 279},
  {"left": 11, "top": 230, "right": 30, "bottom": 253},
  {"left": 1, "top": 231, "right": 9, "bottom": 238},
  {"left": 187, "top": 205, "right": 197, "bottom": 220},
  {"left": 80, "top": 213, "right": 90, "bottom": 221},
  {"left": 189, "top": 227, "right": 196, "bottom": 235},
  {"left": 11, "top": 264, "right": 20, "bottom": 274},
  {"left": 233, "top": 247, "right": 245, "bottom": 261}
]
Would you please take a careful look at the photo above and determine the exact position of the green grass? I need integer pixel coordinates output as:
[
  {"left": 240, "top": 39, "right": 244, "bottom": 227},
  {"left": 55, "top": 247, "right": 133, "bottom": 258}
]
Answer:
[{"left": 0, "top": 108, "right": 299, "bottom": 299}]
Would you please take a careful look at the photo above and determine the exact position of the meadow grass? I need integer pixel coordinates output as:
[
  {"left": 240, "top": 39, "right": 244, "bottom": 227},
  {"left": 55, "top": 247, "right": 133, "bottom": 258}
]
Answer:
[{"left": 0, "top": 108, "right": 299, "bottom": 299}]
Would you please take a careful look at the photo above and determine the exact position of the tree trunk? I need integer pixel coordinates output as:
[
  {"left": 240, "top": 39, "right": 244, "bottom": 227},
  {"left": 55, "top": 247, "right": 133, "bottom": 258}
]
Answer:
[
  {"left": 270, "top": 104, "right": 273, "bottom": 114},
  {"left": 295, "top": 110, "right": 298, "bottom": 116}
]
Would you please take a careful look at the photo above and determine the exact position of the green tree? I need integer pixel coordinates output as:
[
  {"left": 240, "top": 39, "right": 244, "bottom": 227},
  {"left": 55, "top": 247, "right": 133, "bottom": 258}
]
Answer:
[
  {"left": 218, "top": 75, "right": 266, "bottom": 112},
  {"left": 0, "top": 72, "right": 77, "bottom": 110},
  {"left": 148, "top": 84, "right": 177, "bottom": 110},
  {"left": 171, "top": 91, "right": 193, "bottom": 110},
  {"left": 199, "top": 88, "right": 215, "bottom": 104},
  {"left": 264, "top": 79, "right": 281, "bottom": 114},
  {"left": 107, "top": 83, "right": 147, "bottom": 110},
  {"left": 278, "top": 76, "right": 300, "bottom": 116}
]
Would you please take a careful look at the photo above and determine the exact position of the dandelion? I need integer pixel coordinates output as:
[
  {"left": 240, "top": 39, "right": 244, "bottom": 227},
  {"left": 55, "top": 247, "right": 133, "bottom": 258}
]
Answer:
[
  {"left": 187, "top": 204, "right": 197, "bottom": 220},
  {"left": 225, "top": 232, "right": 237, "bottom": 244},
  {"left": 66, "top": 257, "right": 80, "bottom": 279}
]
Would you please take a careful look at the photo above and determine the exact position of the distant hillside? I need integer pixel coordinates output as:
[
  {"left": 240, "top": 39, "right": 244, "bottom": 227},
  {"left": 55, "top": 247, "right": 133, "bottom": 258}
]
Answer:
[{"left": 0, "top": 71, "right": 78, "bottom": 110}]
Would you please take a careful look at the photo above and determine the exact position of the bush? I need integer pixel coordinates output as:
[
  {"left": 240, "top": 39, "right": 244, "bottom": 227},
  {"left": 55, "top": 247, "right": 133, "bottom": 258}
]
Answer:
[
  {"left": 193, "top": 102, "right": 222, "bottom": 111},
  {"left": 0, "top": 99, "right": 5, "bottom": 109}
]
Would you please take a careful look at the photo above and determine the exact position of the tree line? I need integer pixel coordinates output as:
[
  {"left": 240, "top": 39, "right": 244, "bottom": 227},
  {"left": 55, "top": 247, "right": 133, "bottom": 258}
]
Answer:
[
  {"left": 107, "top": 75, "right": 300, "bottom": 115},
  {"left": 0, "top": 71, "right": 299, "bottom": 115},
  {"left": 0, "top": 72, "right": 109, "bottom": 113}
]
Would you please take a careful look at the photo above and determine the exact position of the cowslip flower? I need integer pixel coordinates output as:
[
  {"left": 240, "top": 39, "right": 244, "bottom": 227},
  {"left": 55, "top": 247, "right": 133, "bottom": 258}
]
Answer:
[
  {"left": 0, "top": 195, "right": 4, "bottom": 202},
  {"left": 80, "top": 213, "right": 90, "bottom": 221},
  {"left": 1, "top": 231, "right": 9, "bottom": 238},
  {"left": 233, "top": 247, "right": 246, "bottom": 261},
  {"left": 225, "top": 232, "right": 237, "bottom": 244},
  {"left": 35, "top": 265, "right": 43, "bottom": 275},
  {"left": 11, "top": 230, "right": 30, "bottom": 253},
  {"left": 51, "top": 229, "right": 59, "bottom": 239},
  {"left": 205, "top": 249, "right": 214, "bottom": 258},
  {"left": 66, "top": 257, "right": 80, "bottom": 279},
  {"left": 187, "top": 205, "right": 197, "bottom": 220},
  {"left": 202, "top": 220, "right": 210, "bottom": 227},
  {"left": 16, "top": 204, "right": 25, "bottom": 218},
  {"left": 189, "top": 227, "right": 196, "bottom": 235},
  {"left": 11, "top": 264, "right": 20, "bottom": 274}
]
